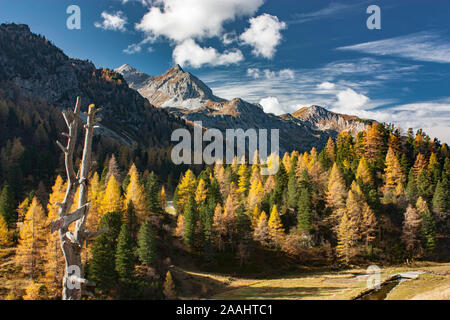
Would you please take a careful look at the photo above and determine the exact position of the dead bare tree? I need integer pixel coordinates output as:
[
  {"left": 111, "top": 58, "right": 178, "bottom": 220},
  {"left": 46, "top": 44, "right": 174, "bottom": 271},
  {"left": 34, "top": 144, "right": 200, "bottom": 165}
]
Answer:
[{"left": 50, "top": 97, "right": 104, "bottom": 300}]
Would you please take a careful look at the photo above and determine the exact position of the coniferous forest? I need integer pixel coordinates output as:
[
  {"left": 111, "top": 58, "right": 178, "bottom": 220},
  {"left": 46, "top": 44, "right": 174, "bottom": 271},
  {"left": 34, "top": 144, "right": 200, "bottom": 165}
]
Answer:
[{"left": 0, "top": 119, "right": 449, "bottom": 299}]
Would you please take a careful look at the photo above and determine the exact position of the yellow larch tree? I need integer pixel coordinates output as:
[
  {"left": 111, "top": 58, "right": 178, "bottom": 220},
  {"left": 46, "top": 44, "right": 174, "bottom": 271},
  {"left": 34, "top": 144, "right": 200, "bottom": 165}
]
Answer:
[
  {"left": 160, "top": 186, "right": 167, "bottom": 211},
  {"left": 412, "top": 153, "right": 427, "bottom": 178},
  {"left": 124, "top": 163, "right": 147, "bottom": 222},
  {"left": 0, "top": 214, "right": 11, "bottom": 248},
  {"left": 43, "top": 175, "right": 66, "bottom": 297},
  {"left": 356, "top": 157, "right": 372, "bottom": 185},
  {"left": 237, "top": 163, "right": 249, "bottom": 198},
  {"left": 383, "top": 147, "right": 405, "bottom": 197},
  {"left": 176, "top": 169, "right": 197, "bottom": 214},
  {"left": 247, "top": 179, "right": 264, "bottom": 211},
  {"left": 195, "top": 178, "right": 208, "bottom": 204},
  {"left": 336, "top": 213, "right": 357, "bottom": 264},
  {"left": 268, "top": 205, "right": 285, "bottom": 246},
  {"left": 325, "top": 137, "right": 336, "bottom": 163},
  {"left": 364, "top": 123, "right": 384, "bottom": 163},
  {"left": 100, "top": 175, "right": 123, "bottom": 215},
  {"left": 15, "top": 197, "right": 47, "bottom": 279},
  {"left": 326, "top": 163, "right": 347, "bottom": 210},
  {"left": 86, "top": 172, "right": 103, "bottom": 232}
]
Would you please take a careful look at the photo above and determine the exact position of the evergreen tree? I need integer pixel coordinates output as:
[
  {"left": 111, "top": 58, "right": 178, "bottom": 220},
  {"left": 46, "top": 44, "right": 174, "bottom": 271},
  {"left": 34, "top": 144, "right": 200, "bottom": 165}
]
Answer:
[
  {"left": 123, "top": 201, "right": 138, "bottom": 244},
  {"left": 297, "top": 188, "right": 312, "bottom": 234},
  {"left": 0, "top": 184, "right": 16, "bottom": 227},
  {"left": 416, "top": 197, "right": 436, "bottom": 252},
  {"left": 287, "top": 172, "right": 299, "bottom": 209},
  {"left": 137, "top": 220, "right": 157, "bottom": 266},
  {"left": 145, "top": 171, "right": 162, "bottom": 214},
  {"left": 405, "top": 169, "right": 418, "bottom": 203},
  {"left": 115, "top": 224, "right": 135, "bottom": 282},
  {"left": 416, "top": 169, "right": 433, "bottom": 201},
  {"left": 88, "top": 212, "right": 122, "bottom": 292},
  {"left": 432, "top": 177, "right": 448, "bottom": 214},
  {"left": 183, "top": 196, "right": 197, "bottom": 249}
]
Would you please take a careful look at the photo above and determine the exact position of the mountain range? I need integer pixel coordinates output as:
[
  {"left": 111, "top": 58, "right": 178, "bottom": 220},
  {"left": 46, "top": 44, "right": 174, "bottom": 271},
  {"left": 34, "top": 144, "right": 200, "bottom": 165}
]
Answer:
[
  {"left": 116, "top": 63, "right": 374, "bottom": 152},
  {"left": 0, "top": 23, "right": 374, "bottom": 155}
]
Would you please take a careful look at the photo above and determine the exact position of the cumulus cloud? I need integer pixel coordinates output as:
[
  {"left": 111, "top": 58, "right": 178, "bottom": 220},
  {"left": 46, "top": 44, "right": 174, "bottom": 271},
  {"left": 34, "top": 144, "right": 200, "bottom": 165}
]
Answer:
[
  {"left": 135, "top": 0, "right": 263, "bottom": 42},
  {"left": 94, "top": 11, "right": 127, "bottom": 31},
  {"left": 317, "top": 81, "right": 335, "bottom": 90},
  {"left": 173, "top": 39, "right": 244, "bottom": 68},
  {"left": 123, "top": 43, "right": 142, "bottom": 54},
  {"left": 259, "top": 96, "right": 289, "bottom": 115},
  {"left": 240, "top": 13, "right": 286, "bottom": 59},
  {"left": 333, "top": 88, "right": 370, "bottom": 114}
]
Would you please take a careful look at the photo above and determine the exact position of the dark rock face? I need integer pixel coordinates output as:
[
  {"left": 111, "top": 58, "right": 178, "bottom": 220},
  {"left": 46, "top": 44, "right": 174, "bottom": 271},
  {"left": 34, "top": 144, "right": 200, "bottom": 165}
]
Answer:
[{"left": 0, "top": 23, "right": 187, "bottom": 147}]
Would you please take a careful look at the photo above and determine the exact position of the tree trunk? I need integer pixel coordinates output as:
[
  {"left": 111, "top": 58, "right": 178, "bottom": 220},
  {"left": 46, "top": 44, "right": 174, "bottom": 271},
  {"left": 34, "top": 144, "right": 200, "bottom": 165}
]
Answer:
[{"left": 51, "top": 97, "right": 104, "bottom": 300}]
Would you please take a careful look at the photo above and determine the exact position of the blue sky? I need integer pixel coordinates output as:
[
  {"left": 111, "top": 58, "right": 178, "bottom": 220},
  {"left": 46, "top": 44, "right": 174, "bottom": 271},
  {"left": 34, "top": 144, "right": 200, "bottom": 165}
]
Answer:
[{"left": 1, "top": 0, "right": 449, "bottom": 143}]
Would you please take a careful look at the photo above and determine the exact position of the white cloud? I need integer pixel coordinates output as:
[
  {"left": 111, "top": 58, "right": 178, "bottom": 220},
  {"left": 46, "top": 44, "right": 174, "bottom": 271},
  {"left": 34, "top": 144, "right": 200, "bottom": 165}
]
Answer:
[
  {"left": 173, "top": 39, "right": 244, "bottom": 68},
  {"left": 123, "top": 43, "right": 142, "bottom": 54},
  {"left": 259, "top": 96, "right": 289, "bottom": 115},
  {"left": 337, "top": 32, "right": 450, "bottom": 64},
  {"left": 333, "top": 88, "right": 370, "bottom": 113},
  {"left": 279, "top": 69, "right": 295, "bottom": 79},
  {"left": 94, "top": 11, "right": 127, "bottom": 32},
  {"left": 317, "top": 81, "right": 335, "bottom": 90},
  {"left": 289, "top": 2, "right": 357, "bottom": 24},
  {"left": 240, "top": 13, "right": 286, "bottom": 59},
  {"left": 135, "top": 0, "right": 263, "bottom": 42},
  {"left": 247, "top": 68, "right": 260, "bottom": 79}
]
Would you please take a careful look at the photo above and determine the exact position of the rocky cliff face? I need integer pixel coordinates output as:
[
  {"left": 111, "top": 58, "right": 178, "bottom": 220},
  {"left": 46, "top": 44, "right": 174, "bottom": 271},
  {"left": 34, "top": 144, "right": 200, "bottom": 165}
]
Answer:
[
  {"left": 285, "top": 105, "right": 373, "bottom": 136},
  {"left": 0, "top": 23, "right": 187, "bottom": 147},
  {"left": 116, "top": 64, "right": 225, "bottom": 109}
]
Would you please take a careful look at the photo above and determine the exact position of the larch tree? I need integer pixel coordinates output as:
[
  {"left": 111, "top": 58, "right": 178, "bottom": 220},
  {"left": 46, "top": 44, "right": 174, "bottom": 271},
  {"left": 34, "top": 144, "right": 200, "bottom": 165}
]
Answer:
[
  {"left": 160, "top": 186, "right": 167, "bottom": 212},
  {"left": 0, "top": 214, "right": 11, "bottom": 248},
  {"left": 383, "top": 147, "right": 405, "bottom": 200},
  {"left": 364, "top": 123, "right": 384, "bottom": 164},
  {"left": 124, "top": 163, "right": 147, "bottom": 222},
  {"left": 336, "top": 213, "right": 356, "bottom": 264},
  {"left": 268, "top": 205, "right": 285, "bottom": 246},
  {"left": 163, "top": 271, "right": 177, "bottom": 300},
  {"left": 237, "top": 163, "right": 250, "bottom": 199},
  {"left": 86, "top": 172, "right": 103, "bottom": 233},
  {"left": 43, "top": 175, "right": 66, "bottom": 297},
  {"left": 325, "top": 137, "right": 336, "bottom": 163},
  {"left": 195, "top": 178, "right": 208, "bottom": 205},
  {"left": 247, "top": 178, "right": 264, "bottom": 211},
  {"left": 355, "top": 157, "right": 372, "bottom": 185},
  {"left": 412, "top": 153, "right": 427, "bottom": 178},
  {"left": 212, "top": 202, "right": 225, "bottom": 251},
  {"left": 100, "top": 175, "right": 123, "bottom": 216},
  {"left": 15, "top": 197, "right": 47, "bottom": 279},
  {"left": 105, "top": 154, "right": 121, "bottom": 185},
  {"left": 326, "top": 163, "right": 347, "bottom": 211},
  {"left": 401, "top": 205, "right": 422, "bottom": 256},
  {"left": 175, "top": 169, "right": 197, "bottom": 214},
  {"left": 253, "top": 211, "right": 270, "bottom": 246},
  {"left": 361, "top": 203, "right": 377, "bottom": 246}
]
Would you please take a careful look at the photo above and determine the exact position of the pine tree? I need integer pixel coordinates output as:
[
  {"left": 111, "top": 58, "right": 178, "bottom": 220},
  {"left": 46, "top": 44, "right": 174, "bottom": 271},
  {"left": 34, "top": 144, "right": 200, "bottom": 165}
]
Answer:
[
  {"left": 268, "top": 205, "right": 284, "bottom": 245},
  {"left": 137, "top": 220, "right": 157, "bottom": 266},
  {"left": 405, "top": 169, "right": 418, "bottom": 203},
  {"left": 297, "top": 188, "right": 312, "bottom": 234},
  {"left": 100, "top": 175, "right": 123, "bottom": 215},
  {"left": 416, "top": 197, "right": 436, "bottom": 252},
  {"left": 145, "top": 171, "right": 161, "bottom": 214},
  {"left": 163, "top": 271, "right": 177, "bottom": 300},
  {"left": 0, "top": 184, "right": 16, "bottom": 227},
  {"left": 0, "top": 214, "right": 11, "bottom": 248},
  {"left": 124, "top": 164, "right": 147, "bottom": 222},
  {"left": 416, "top": 168, "right": 433, "bottom": 201},
  {"left": 115, "top": 224, "right": 135, "bottom": 282},
  {"left": 432, "top": 177, "right": 448, "bottom": 214},
  {"left": 123, "top": 201, "right": 138, "bottom": 243},
  {"left": 88, "top": 212, "right": 122, "bottom": 292},
  {"left": 15, "top": 197, "right": 46, "bottom": 278},
  {"left": 287, "top": 172, "right": 299, "bottom": 209}
]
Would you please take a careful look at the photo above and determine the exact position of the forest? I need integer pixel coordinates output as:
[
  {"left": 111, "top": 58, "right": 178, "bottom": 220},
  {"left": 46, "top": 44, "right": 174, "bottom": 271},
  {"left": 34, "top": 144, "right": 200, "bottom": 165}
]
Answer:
[{"left": 0, "top": 118, "right": 448, "bottom": 299}]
